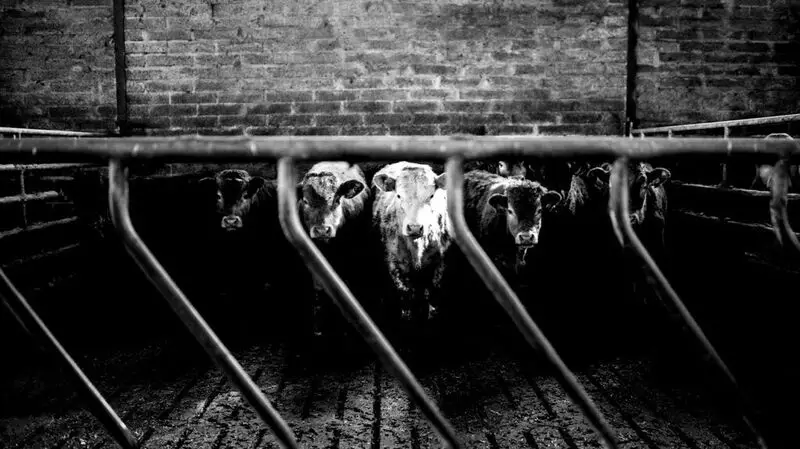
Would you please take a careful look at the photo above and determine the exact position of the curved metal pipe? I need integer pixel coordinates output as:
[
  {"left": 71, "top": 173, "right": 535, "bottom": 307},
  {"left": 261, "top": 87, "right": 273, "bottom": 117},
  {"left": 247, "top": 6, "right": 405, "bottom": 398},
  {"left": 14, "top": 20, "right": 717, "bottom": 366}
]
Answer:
[
  {"left": 608, "top": 158, "right": 768, "bottom": 449},
  {"left": 276, "top": 157, "right": 461, "bottom": 449},
  {"left": 107, "top": 159, "right": 299, "bottom": 449},
  {"left": 0, "top": 269, "right": 139, "bottom": 449},
  {"left": 445, "top": 157, "right": 619, "bottom": 449}
]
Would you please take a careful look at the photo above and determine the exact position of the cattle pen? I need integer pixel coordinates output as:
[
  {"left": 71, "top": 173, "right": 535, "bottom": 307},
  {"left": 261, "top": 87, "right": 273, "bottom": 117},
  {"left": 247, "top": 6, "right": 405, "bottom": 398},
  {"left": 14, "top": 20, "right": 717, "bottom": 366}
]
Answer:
[{"left": 1, "top": 130, "right": 799, "bottom": 449}]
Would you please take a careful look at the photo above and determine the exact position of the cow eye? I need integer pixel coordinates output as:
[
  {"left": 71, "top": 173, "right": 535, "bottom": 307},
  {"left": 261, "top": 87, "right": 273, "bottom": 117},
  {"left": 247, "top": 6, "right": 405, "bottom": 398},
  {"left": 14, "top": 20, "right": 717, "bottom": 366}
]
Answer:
[{"left": 396, "top": 194, "right": 401, "bottom": 199}]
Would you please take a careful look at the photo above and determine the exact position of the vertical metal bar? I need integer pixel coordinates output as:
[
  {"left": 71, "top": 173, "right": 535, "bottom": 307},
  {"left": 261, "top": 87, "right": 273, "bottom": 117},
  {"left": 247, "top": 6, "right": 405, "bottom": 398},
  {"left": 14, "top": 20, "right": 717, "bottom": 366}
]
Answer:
[
  {"left": 113, "top": 0, "right": 129, "bottom": 136},
  {"left": 276, "top": 157, "right": 461, "bottom": 449},
  {"left": 608, "top": 158, "right": 768, "bottom": 449},
  {"left": 624, "top": 0, "right": 639, "bottom": 137},
  {"left": 107, "top": 159, "right": 299, "bottom": 449},
  {"left": 0, "top": 268, "right": 139, "bottom": 449},
  {"left": 720, "top": 126, "right": 730, "bottom": 187},
  {"left": 445, "top": 156, "right": 619, "bottom": 449}
]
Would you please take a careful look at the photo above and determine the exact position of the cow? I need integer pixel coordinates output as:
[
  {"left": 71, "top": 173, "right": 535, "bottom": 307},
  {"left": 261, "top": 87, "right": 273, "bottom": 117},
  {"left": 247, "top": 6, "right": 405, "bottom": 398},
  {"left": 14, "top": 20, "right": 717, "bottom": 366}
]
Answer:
[
  {"left": 371, "top": 162, "right": 452, "bottom": 327},
  {"left": 196, "top": 169, "right": 308, "bottom": 343},
  {"left": 463, "top": 170, "right": 562, "bottom": 279},
  {"left": 297, "top": 161, "right": 372, "bottom": 338}
]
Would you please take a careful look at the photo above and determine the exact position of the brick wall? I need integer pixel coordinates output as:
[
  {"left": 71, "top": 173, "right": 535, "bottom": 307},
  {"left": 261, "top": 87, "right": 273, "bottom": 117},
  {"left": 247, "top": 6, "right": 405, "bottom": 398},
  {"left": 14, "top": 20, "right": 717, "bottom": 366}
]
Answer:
[
  {"left": 0, "top": 1, "right": 117, "bottom": 133},
  {"left": 636, "top": 0, "right": 800, "bottom": 129},
  {"left": 124, "top": 0, "right": 628, "bottom": 136}
]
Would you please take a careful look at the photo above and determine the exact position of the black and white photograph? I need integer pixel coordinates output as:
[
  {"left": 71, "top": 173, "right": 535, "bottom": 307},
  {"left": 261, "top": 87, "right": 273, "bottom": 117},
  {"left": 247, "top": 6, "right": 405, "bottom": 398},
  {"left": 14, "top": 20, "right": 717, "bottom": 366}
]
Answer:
[{"left": 0, "top": 0, "right": 798, "bottom": 448}]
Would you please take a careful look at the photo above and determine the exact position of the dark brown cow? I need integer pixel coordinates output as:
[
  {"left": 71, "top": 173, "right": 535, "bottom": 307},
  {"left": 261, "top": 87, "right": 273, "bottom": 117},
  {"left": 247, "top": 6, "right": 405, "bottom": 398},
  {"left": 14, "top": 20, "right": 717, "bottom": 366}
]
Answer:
[
  {"left": 200, "top": 169, "right": 271, "bottom": 232},
  {"left": 463, "top": 170, "right": 562, "bottom": 277},
  {"left": 372, "top": 161, "right": 451, "bottom": 323},
  {"left": 297, "top": 161, "right": 372, "bottom": 337}
]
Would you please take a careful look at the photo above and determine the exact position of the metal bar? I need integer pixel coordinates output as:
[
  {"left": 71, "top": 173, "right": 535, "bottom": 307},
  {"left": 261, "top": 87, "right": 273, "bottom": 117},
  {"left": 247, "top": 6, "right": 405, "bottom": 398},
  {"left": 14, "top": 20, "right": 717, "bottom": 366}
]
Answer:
[
  {"left": 113, "top": 0, "right": 129, "bottom": 136},
  {"left": 276, "top": 157, "right": 461, "bottom": 449},
  {"left": 106, "top": 159, "right": 300, "bottom": 449},
  {"left": 0, "top": 268, "right": 139, "bottom": 449},
  {"left": 0, "top": 190, "right": 61, "bottom": 205},
  {"left": 0, "top": 127, "right": 102, "bottom": 137},
  {"left": 0, "top": 163, "right": 94, "bottom": 171},
  {"left": 768, "top": 157, "right": 800, "bottom": 254},
  {"left": 0, "top": 216, "right": 80, "bottom": 240},
  {"left": 445, "top": 157, "right": 619, "bottom": 449},
  {"left": 632, "top": 113, "right": 800, "bottom": 134},
  {"left": 608, "top": 158, "right": 768, "bottom": 449},
  {"left": 624, "top": 0, "right": 639, "bottom": 137},
  {"left": 720, "top": 126, "right": 730, "bottom": 187},
  {"left": 1, "top": 136, "right": 799, "bottom": 162}
]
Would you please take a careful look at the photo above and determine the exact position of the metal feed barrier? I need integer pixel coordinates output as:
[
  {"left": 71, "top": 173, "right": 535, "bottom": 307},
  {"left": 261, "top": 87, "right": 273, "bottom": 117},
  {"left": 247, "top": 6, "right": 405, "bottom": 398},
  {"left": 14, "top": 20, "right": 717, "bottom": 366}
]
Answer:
[{"left": 2, "top": 134, "right": 798, "bottom": 449}]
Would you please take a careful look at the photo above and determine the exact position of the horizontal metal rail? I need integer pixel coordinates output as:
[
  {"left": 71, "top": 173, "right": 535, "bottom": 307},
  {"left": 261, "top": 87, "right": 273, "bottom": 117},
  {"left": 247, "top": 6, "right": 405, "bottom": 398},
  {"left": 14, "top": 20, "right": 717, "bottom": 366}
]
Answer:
[
  {"left": 0, "top": 190, "right": 61, "bottom": 205},
  {"left": 0, "top": 126, "right": 103, "bottom": 137},
  {"left": 633, "top": 113, "right": 800, "bottom": 135},
  {"left": 608, "top": 159, "right": 767, "bottom": 449},
  {"left": 446, "top": 157, "right": 619, "bottom": 449},
  {"left": 0, "top": 163, "right": 94, "bottom": 171},
  {"left": 276, "top": 157, "right": 461, "bottom": 448},
  {"left": 107, "top": 159, "right": 300, "bottom": 449},
  {"left": 0, "top": 268, "right": 139, "bottom": 449},
  {"left": 0, "top": 136, "right": 799, "bottom": 161}
]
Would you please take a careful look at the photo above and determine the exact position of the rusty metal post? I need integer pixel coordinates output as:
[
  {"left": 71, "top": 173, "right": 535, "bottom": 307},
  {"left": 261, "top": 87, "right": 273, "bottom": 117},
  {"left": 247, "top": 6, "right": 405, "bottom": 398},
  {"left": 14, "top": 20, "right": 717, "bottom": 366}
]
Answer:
[
  {"left": 608, "top": 158, "right": 768, "bottom": 449},
  {"left": 445, "top": 156, "right": 619, "bottom": 449},
  {"left": 0, "top": 268, "right": 139, "bottom": 449},
  {"left": 276, "top": 157, "right": 461, "bottom": 449},
  {"left": 107, "top": 159, "right": 299, "bottom": 449}
]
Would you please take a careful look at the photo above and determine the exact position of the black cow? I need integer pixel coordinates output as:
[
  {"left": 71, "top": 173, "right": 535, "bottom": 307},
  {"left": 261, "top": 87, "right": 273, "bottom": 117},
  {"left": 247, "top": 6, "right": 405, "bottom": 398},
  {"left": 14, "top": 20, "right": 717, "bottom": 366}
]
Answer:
[{"left": 296, "top": 162, "right": 373, "bottom": 338}]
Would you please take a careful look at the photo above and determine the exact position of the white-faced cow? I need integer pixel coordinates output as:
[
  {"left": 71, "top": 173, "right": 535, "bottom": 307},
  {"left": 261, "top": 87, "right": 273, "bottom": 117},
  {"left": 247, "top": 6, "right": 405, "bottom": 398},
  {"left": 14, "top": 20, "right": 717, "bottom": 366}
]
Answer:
[
  {"left": 372, "top": 162, "right": 451, "bottom": 324},
  {"left": 297, "top": 161, "right": 372, "bottom": 337},
  {"left": 463, "top": 170, "right": 562, "bottom": 280}
]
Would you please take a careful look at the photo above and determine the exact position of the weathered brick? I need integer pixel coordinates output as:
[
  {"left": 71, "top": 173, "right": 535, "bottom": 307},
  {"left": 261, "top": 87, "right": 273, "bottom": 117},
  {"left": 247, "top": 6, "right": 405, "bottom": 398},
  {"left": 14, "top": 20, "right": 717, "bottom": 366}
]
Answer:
[
  {"left": 171, "top": 116, "right": 219, "bottom": 128},
  {"left": 268, "top": 114, "right": 314, "bottom": 127},
  {"left": 170, "top": 93, "right": 216, "bottom": 104},
  {"left": 315, "top": 90, "right": 359, "bottom": 102},
  {"left": 316, "top": 115, "right": 363, "bottom": 127},
  {"left": 217, "top": 93, "right": 264, "bottom": 103},
  {"left": 409, "top": 89, "right": 457, "bottom": 100},
  {"left": 247, "top": 104, "right": 292, "bottom": 115},
  {"left": 389, "top": 125, "right": 439, "bottom": 136},
  {"left": 148, "top": 104, "right": 198, "bottom": 117},
  {"left": 295, "top": 102, "right": 341, "bottom": 114},
  {"left": 393, "top": 101, "right": 440, "bottom": 114},
  {"left": 442, "top": 101, "right": 491, "bottom": 114},
  {"left": 413, "top": 114, "right": 452, "bottom": 125},
  {"left": 359, "top": 89, "right": 409, "bottom": 101},
  {"left": 365, "top": 113, "right": 414, "bottom": 126},
  {"left": 265, "top": 91, "right": 314, "bottom": 102},
  {"left": 293, "top": 126, "right": 341, "bottom": 136},
  {"left": 198, "top": 104, "right": 245, "bottom": 116},
  {"left": 219, "top": 115, "right": 266, "bottom": 127},
  {"left": 344, "top": 101, "right": 391, "bottom": 113}
]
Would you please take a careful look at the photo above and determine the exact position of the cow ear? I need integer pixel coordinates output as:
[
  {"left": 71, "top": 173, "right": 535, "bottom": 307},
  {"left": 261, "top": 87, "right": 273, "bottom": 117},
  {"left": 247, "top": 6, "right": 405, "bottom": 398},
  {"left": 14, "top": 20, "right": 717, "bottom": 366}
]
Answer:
[
  {"left": 434, "top": 172, "right": 447, "bottom": 189},
  {"left": 646, "top": 168, "right": 671, "bottom": 187},
  {"left": 373, "top": 174, "right": 396, "bottom": 192},
  {"left": 488, "top": 193, "right": 508, "bottom": 211},
  {"left": 246, "top": 176, "right": 266, "bottom": 197},
  {"left": 587, "top": 166, "right": 610, "bottom": 185},
  {"left": 758, "top": 165, "right": 775, "bottom": 189},
  {"left": 541, "top": 190, "right": 562, "bottom": 210},
  {"left": 335, "top": 179, "right": 365, "bottom": 200}
]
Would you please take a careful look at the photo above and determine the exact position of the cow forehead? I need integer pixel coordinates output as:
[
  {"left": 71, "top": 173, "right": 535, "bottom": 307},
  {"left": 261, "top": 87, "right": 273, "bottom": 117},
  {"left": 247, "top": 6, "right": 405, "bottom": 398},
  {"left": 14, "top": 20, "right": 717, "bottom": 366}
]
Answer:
[
  {"left": 506, "top": 184, "right": 544, "bottom": 210},
  {"left": 396, "top": 168, "right": 436, "bottom": 192},
  {"left": 303, "top": 173, "right": 339, "bottom": 205}
]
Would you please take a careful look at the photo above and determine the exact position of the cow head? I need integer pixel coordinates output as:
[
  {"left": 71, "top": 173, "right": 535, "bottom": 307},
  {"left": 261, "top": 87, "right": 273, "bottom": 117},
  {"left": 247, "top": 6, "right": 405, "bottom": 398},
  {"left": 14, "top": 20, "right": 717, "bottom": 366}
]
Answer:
[
  {"left": 489, "top": 182, "right": 562, "bottom": 247},
  {"left": 298, "top": 171, "right": 366, "bottom": 243},
  {"left": 497, "top": 159, "right": 528, "bottom": 178},
  {"left": 373, "top": 166, "right": 447, "bottom": 241},
  {"left": 628, "top": 163, "right": 671, "bottom": 227},
  {"left": 199, "top": 169, "right": 267, "bottom": 231}
]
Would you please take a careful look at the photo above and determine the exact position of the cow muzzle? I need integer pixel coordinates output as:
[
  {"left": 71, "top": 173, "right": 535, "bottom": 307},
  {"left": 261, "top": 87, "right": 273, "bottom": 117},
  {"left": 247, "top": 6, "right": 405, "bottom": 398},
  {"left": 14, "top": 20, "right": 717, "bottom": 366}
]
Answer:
[
  {"left": 310, "top": 225, "right": 334, "bottom": 241},
  {"left": 221, "top": 215, "right": 243, "bottom": 230},
  {"left": 515, "top": 231, "right": 537, "bottom": 247},
  {"left": 404, "top": 223, "right": 424, "bottom": 239}
]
